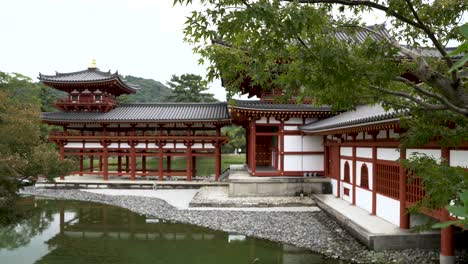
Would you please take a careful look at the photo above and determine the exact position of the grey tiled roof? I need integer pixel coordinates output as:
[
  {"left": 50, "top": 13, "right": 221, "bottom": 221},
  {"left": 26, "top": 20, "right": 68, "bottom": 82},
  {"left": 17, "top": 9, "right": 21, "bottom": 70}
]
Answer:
[
  {"left": 233, "top": 100, "right": 332, "bottom": 112},
  {"left": 42, "top": 103, "right": 230, "bottom": 123},
  {"left": 38, "top": 68, "right": 138, "bottom": 91},
  {"left": 334, "top": 24, "right": 393, "bottom": 44},
  {"left": 300, "top": 104, "right": 400, "bottom": 132}
]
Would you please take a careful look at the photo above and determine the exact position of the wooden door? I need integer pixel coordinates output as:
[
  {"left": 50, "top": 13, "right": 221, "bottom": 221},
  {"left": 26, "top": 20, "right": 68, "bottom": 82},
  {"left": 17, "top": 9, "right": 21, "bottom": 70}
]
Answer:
[{"left": 256, "top": 136, "right": 272, "bottom": 166}]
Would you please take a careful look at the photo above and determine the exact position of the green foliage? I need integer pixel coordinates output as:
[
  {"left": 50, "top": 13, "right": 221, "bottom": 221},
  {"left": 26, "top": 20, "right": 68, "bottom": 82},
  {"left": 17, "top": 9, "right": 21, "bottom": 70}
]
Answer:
[
  {"left": 222, "top": 125, "right": 246, "bottom": 154},
  {"left": 404, "top": 154, "right": 468, "bottom": 211},
  {"left": 448, "top": 23, "right": 468, "bottom": 73},
  {"left": 0, "top": 71, "right": 76, "bottom": 201},
  {"left": 176, "top": 0, "right": 468, "bottom": 229},
  {"left": 432, "top": 190, "right": 468, "bottom": 229},
  {"left": 119, "top": 75, "right": 173, "bottom": 103},
  {"left": 165, "top": 73, "right": 218, "bottom": 103}
]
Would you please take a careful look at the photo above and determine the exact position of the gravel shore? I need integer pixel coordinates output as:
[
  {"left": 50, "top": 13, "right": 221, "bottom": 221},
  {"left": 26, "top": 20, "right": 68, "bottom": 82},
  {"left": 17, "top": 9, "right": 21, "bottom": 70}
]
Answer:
[{"left": 20, "top": 187, "right": 465, "bottom": 264}]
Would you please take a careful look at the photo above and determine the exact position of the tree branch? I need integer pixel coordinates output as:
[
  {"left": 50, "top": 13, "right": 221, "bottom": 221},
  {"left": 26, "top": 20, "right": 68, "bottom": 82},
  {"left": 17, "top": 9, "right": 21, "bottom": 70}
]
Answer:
[
  {"left": 395, "top": 77, "right": 468, "bottom": 115},
  {"left": 282, "top": 0, "right": 423, "bottom": 30},
  {"left": 370, "top": 85, "right": 449, "bottom": 111},
  {"left": 403, "top": 0, "right": 458, "bottom": 84}
]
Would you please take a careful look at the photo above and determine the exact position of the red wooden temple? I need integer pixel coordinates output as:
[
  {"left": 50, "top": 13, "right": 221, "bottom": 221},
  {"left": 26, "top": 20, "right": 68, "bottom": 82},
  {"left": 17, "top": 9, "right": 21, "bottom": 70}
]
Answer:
[{"left": 40, "top": 62, "right": 230, "bottom": 181}]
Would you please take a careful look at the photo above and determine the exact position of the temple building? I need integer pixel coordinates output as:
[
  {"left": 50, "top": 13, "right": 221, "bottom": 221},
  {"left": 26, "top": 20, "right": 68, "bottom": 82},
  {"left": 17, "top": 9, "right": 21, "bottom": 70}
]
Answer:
[
  {"left": 40, "top": 61, "right": 230, "bottom": 181},
  {"left": 40, "top": 60, "right": 466, "bottom": 261}
]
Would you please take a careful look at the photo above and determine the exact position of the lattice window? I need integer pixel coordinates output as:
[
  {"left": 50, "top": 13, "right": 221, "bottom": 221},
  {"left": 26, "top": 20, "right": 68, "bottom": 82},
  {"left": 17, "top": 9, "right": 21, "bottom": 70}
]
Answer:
[
  {"left": 343, "top": 161, "right": 350, "bottom": 183},
  {"left": 406, "top": 173, "right": 425, "bottom": 203},
  {"left": 376, "top": 163, "right": 400, "bottom": 199},
  {"left": 360, "top": 164, "right": 369, "bottom": 189}
]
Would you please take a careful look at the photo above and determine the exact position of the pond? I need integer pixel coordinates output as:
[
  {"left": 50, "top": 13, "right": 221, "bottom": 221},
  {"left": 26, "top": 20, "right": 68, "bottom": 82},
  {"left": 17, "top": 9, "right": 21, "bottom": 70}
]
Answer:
[{"left": 0, "top": 197, "right": 338, "bottom": 264}]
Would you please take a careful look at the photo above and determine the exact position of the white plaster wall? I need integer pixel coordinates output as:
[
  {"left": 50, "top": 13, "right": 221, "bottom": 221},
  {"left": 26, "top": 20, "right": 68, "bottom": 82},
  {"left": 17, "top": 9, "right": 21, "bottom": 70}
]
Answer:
[
  {"left": 407, "top": 149, "right": 441, "bottom": 162},
  {"left": 302, "top": 136, "right": 323, "bottom": 151},
  {"left": 270, "top": 118, "right": 280, "bottom": 124},
  {"left": 377, "top": 148, "right": 400, "bottom": 161},
  {"left": 284, "top": 136, "right": 302, "bottom": 151},
  {"left": 107, "top": 143, "right": 119, "bottom": 149},
  {"left": 256, "top": 117, "right": 268, "bottom": 124},
  {"left": 450, "top": 150, "right": 468, "bottom": 168},
  {"left": 389, "top": 129, "right": 400, "bottom": 139},
  {"left": 356, "top": 187, "right": 372, "bottom": 213},
  {"left": 356, "top": 147, "right": 372, "bottom": 159},
  {"left": 331, "top": 179, "right": 338, "bottom": 196},
  {"left": 376, "top": 130, "right": 387, "bottom": 139},
  {"left": 376, "top": 194, "right": 400, "bottom": 225},
  {"left": 357, "top": 132, "right": 364, "bottom": 140},
  {"left": 356, "top": 161, "right": 373, "bottom": 189},
  {"left": 175, "top": 143, "right": 186, "bottom": 149},
  {"left": 305, "top": 118, "right": 318, "bottom": 123},
  {"left": 65, "top": 142, "right": 83, "bottom": 148},
  {"left": 284, "top": 155, "right": 302, "bottom": 171},
  {"left": 284, "top": 125, "right": 299, "bottom": 131},
  {"left": 302, "top": 155, "right": 324, "bottom": 171},
  {"left": 341, "top": 182, "right": 353, "bottom": 203},
  {"left": 85, "top": 143, "right": 103, "bottom": 148},
  {"left": 136, "top": 143, "right": 157, "bottom": 149},
  {"left": 340, "top": 159, "right": 353, "bottom": 183},
  {"left": 284, "top": 118, "right": 303, "bottom": 124},
  {"left": 340, "top": 147, "right": 352, "bottom": 157},
  {"left": 118, "top": 143, "right": 129, "bottom": 149}
]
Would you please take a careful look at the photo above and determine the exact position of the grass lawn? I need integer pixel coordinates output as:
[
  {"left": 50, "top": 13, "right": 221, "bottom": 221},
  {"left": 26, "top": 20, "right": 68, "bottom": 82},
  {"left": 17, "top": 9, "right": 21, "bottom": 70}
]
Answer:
[{"left": 82, "top": 154, "right": 245, "bottom": 176}]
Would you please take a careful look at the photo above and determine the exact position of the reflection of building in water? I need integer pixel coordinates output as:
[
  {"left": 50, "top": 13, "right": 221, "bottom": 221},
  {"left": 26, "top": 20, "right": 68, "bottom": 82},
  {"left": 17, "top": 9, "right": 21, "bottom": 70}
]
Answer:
[{"left": 31, "top": 202, "right": 326, "bottom": 264}]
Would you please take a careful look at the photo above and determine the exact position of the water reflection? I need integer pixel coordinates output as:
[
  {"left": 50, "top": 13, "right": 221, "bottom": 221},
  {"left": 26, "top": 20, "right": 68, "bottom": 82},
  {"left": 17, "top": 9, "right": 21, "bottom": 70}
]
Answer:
[{"left": 0, "top": 197, "right": 335, "bottom": 264}]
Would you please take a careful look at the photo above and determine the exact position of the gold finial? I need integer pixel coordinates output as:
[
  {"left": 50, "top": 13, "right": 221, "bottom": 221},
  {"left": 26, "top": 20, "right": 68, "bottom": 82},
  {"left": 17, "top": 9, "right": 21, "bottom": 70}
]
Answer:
[{"left": 88, "top": 59, "right": 97, "bottom": 69}]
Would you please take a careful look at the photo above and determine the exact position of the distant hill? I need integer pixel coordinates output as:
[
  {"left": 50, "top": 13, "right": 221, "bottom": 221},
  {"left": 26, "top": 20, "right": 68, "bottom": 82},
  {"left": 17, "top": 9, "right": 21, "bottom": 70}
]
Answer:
[{"left": 119, "top": 75, "right": 173, "bottom": 103}]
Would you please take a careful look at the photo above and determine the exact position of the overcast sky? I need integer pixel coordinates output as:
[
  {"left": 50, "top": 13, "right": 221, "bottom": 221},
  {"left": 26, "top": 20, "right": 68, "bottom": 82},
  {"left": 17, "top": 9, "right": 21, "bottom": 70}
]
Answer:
[{"left": 0, "top": 0, "right": 388, "bottom": 101}]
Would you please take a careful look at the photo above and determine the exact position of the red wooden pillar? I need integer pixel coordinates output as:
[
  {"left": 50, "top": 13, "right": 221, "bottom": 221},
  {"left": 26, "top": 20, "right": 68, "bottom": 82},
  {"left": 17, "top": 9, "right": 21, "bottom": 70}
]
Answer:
[
  {"left": 215, "top": 126, "right": 221, "bottom": 181},
  {"left": 130, "top": 141, "right": 136, "bottom": 181},
  {"left": 59, "top": 142, "right": 65, "bottom": 180},
  {"left": 186, "top": 142, "right": 192, "bottom": 181},
  {"left": 142, "top": 151, "right": 147, "bottom": 174},
  {"left": 245, "top": 127, "right": 249, "bottom": 165},
  {"left": 117, "top": 155, "right": 122, "bottom": 176},
  {"left": 371, "top": 145, "right": 377, "bottom": 215},
  {"left": 125, "top": 155, "right": 129, "bottom": 173},
  {"left": 79, "top": 150, "right": 83, "bottom": 176},
  {"left": 351, "top": 134, "right": 357, "bottom": 205},
  {"left": 158, "top": 141, "right": 164, "bottom": 181},
  {"left": 192, "top": 156, "right": 197, "bottom": 178},
  {"left": 440, "top": 147, "right": 455, "bottom": 263},
  {"left": 89, "top": 155, "right": 94, "bottom": 172},
  {"left": 323, "top": 136, "right": 329, "bottom": 176},
  {"left": 102, "top": 143, "right": 109, "bottom": 181},
  {"left": 399, "top": 146, "right": 409, "bottom": 229},
  {"left": 279, "top": 121, "right": 284, "bottom": 176},
  {"left": 215, "top": 145, "right": 221, "bottom": 181}
]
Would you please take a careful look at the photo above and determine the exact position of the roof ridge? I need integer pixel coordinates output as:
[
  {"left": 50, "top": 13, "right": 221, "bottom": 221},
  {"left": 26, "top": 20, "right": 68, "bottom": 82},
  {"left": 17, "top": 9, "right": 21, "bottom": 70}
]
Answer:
[{"left": 120, "top": 102, "right": 226, "bottom": 106}]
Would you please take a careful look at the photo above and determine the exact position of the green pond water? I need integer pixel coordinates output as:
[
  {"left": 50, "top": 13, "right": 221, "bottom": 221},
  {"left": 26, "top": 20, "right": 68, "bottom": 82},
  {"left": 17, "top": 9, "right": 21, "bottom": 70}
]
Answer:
[{"left": 0, "top": 197, "right": 337, "bottom": 264}]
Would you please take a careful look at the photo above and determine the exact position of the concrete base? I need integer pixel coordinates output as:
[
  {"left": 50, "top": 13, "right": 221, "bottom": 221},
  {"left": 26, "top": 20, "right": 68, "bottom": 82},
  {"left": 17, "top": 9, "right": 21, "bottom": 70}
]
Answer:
[
  {"left": 229, "top": 178, "right": 331, "bottom": 197},
  {"left": 439, "top": 255, "right": 455, "bottom": 264},
  {"left": 314, "top": 194, "right": 440, "bottom": 251},
  {"left": 228, "top": 167, "right": 331, "bottom": 197}
]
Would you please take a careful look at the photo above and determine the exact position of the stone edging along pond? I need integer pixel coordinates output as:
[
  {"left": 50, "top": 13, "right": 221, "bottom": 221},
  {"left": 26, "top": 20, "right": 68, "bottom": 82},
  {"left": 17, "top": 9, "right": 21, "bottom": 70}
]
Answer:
[{"left": 20, "top": 187, "right": 446, "bottom": 264}]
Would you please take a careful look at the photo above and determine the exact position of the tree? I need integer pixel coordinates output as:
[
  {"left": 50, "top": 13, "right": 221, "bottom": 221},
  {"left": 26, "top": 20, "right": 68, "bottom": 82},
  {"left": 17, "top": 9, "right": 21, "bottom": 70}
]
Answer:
[
  {"left": 222, "top": 125, "right": 246, "bottom": 153},
  {"left": 176, "top": 0, "right": 467, "bottom": 226},
  {"left": 0, "top": 71, "right": 75, "bottom": 202},
  {"left": 165, "top": 73, "right": 218, "bottom": 102}
]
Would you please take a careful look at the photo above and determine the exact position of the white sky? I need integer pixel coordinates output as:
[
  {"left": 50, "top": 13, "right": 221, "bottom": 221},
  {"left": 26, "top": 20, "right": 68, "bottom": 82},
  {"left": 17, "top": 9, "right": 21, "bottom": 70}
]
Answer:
[
  {"left": 0, "top": 0, "right": 230, "bottom": 100},
  {"left": 0, "top": 0, "right": 389, "bottom": 101}
]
